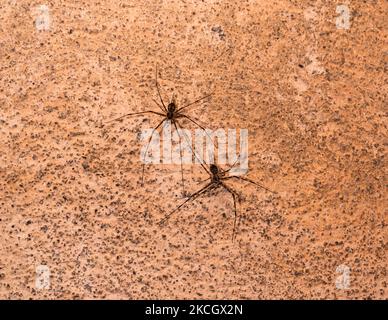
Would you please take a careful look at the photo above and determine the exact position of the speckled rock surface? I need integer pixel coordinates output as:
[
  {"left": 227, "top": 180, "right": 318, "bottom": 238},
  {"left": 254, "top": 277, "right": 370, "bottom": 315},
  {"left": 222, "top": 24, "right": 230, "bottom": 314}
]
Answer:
[{"left": 0, "top": 0, "right": 386, "bottom": 299}]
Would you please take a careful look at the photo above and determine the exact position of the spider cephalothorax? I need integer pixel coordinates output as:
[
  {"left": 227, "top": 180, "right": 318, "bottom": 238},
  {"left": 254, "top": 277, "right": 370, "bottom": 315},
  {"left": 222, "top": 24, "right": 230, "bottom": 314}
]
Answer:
[{"left": 210, "top": 164, "right": 221, "bottom": 183}]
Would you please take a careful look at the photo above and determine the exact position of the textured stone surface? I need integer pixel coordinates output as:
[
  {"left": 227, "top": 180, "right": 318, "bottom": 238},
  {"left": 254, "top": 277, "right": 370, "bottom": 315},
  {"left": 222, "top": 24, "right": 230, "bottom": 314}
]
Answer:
[{"left": 0, "top": 0, "right": 386, "bottom": 299}]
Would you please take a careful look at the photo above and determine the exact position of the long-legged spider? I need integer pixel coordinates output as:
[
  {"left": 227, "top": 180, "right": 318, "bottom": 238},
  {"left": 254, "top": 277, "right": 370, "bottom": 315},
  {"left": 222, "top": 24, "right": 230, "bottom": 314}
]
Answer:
[
  {"left": 159, "top": 155, "right": 275, "bottom": 241},
  {"left": 105, "top": 65, "right": 213, "bottom": 194}
]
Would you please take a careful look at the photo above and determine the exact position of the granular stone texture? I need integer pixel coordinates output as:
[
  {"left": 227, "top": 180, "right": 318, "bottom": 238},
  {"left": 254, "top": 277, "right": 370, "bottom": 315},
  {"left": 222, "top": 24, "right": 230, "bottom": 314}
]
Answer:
[{"left": 0, "top": 0, "right": 386, "bottom": 299}]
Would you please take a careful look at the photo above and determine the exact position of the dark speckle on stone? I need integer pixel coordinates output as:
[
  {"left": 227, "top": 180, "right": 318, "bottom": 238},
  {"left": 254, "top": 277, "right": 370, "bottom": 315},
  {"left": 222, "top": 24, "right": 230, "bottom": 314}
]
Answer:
[{"left": 211, "top": 26, "right": 226, "bottom": 40}]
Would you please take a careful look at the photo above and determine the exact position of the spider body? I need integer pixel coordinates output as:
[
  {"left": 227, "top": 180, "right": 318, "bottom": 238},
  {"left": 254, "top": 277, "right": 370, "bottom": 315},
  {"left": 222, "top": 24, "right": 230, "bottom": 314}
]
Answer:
[{"left": 210, "top": 164, "right": 222, "bottom": 183}]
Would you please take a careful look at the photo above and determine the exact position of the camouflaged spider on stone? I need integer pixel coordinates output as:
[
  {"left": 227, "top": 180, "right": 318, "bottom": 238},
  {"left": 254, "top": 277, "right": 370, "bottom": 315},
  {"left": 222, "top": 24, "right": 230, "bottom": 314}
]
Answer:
[
  {"left": 159, "top": 157, "right": 276, "bottom": 241},
  {"left": 105, "top": 65, "right": 214, "bottom": 195}
]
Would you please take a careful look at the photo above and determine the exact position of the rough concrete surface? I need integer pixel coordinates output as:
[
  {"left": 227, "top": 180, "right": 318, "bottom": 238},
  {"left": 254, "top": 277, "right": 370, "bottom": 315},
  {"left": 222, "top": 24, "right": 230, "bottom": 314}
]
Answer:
[{"left": 0, "top": 0, "right": 386, "bottom": 299}]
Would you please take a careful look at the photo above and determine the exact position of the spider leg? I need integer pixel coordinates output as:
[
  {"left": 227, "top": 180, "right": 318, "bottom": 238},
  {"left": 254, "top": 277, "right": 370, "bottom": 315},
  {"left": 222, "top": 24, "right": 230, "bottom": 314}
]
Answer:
[
  {"left": 155, "top": 64, "right": 167, "bottom": 112},
  {"left": 221, "top": 182, "right": 240, "bottom": 242},
  {"left": 172, "top": 120, "right": 186, "bottom": 196},
  {"left": 223, "top": 176, "right": 275, "bottom": 193},
  {"left": 170, "top": 92, "right": 176, "bottom": 105},
  {"left": 152, "top": 98, "right": 167, "bottom": 114},
  {"left": 176, "top": 113, "right": 208, "bottom": 131},
  {"left": 196, "top": 177, "right": 211, "bottom": 185},
  {"left": 176, "top": 114, "right": 217, "bottom": 163},
  {"left": 176, "top": 114, "right": 214, "bottom": 140},
  {"left": 177, "top": 92, "right": 213, "bottom": 112},
  {"left": 105, "top": 110, "right": 164, "bottom": 124},
  {"left": 141, "top": 118, "right": 166, "bottom": 186},
  {"left": 222, "top": 153, "right": 241, "bottom": 174},
  {"left": 175, "top": 120, "right": 211, "bottom": 176},
  {"left": 159, "top": 182, "right": 215, "bottom": 225}
]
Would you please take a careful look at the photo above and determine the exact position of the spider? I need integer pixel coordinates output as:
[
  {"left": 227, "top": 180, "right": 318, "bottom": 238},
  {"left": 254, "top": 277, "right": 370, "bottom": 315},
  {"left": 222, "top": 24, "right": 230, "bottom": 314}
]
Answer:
[
  {"left": 105, "top": 65, "right": 213, "bottom": 194},
  {"left": 159, "top": 156, "right": 276, "bottom": 241}
]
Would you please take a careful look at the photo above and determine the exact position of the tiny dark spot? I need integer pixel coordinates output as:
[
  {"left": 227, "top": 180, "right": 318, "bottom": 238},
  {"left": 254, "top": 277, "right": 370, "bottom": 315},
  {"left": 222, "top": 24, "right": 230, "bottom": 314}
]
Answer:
[{"left": 82, "top": 162, "right": 90, "bottom": 170}]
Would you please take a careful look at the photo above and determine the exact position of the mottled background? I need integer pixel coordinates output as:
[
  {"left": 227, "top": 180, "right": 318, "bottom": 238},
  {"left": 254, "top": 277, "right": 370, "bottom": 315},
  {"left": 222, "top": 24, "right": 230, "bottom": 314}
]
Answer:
[{"left": 0, "top": 0, "right": 386, "bottom": 299}]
